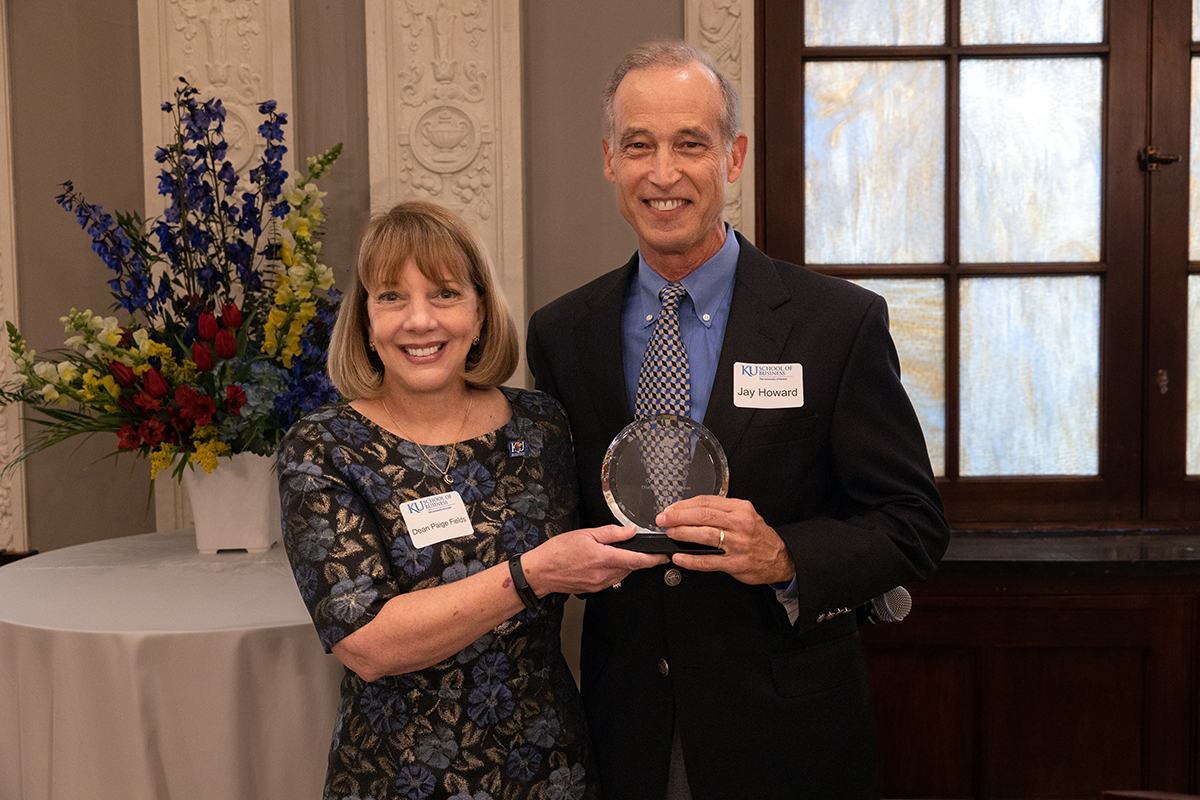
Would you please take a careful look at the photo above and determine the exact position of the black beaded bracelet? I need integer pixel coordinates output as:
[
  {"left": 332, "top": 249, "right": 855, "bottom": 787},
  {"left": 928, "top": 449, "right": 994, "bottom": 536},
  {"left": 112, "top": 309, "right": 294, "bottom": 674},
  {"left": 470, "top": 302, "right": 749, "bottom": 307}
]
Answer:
[{"left": 508, "top": 554, "right": 538, "bottom": 610}]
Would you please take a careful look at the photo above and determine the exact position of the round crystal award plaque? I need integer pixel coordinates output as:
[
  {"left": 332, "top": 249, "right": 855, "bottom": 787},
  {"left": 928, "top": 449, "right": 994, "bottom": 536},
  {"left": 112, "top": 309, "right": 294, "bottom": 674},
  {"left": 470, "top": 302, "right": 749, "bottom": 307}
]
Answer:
[{"left": 601, "top": 415, "right": 729, "bottom": 554}]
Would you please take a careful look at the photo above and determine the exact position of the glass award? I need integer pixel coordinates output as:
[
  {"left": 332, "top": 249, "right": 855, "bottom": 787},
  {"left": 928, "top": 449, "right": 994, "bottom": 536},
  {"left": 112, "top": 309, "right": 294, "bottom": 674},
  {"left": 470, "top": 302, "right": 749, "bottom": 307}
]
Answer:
[{"left": 602, "top": 415, "right": 729, "bottom": 554}]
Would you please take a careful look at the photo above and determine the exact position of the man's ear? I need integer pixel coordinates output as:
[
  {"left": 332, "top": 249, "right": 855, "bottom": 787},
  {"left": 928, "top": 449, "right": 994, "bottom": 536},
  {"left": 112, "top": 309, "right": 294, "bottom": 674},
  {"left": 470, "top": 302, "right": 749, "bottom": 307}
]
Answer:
[
  {"left": 603, "top": 139, "right": 617, "bottom": 185},
  {"left": 727, "top": 132, "right": 748, "bottom": 183}
]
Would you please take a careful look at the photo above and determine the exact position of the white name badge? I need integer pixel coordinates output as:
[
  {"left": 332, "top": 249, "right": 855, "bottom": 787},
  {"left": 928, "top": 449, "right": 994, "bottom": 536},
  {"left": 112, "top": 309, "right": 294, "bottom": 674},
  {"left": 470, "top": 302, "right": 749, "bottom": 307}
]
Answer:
[
  {"left": 733, "top": 362, "right": 804, "bottom": 408},
  {"left": 400, "top": 490, "right": 475, "bottom": 549}
]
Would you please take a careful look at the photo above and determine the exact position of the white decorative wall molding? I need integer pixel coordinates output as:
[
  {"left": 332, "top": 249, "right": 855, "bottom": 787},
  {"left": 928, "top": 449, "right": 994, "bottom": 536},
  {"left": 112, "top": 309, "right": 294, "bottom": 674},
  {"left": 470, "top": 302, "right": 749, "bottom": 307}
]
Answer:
[
  {"left": 0, "top": 0, "right": 28, "bottom": 552},
  {"left": 365, "top": 0, "right": 526, "bottom": 359},
  {"left": 686, "top": 0, "right": 756, "bottom": 243},
  {"left": 137, "top": 0, "right": 297, "bottom": 532},
  {"left": 138, "top": 0, "right": 297, "bottom": 207}
]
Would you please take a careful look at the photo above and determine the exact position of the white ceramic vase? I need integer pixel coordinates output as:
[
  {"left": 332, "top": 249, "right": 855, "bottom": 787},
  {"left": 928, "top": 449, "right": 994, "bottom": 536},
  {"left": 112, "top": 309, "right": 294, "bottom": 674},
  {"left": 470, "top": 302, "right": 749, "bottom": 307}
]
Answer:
[{"left": 182, "top": 451, "right": 282, "bottom": 555}]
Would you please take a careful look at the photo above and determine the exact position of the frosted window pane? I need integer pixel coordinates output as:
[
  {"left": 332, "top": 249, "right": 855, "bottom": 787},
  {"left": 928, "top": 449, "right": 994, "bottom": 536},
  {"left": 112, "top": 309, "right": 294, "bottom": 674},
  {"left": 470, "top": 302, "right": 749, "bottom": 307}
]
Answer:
[
  {"left": 961, "top": 0, "right": 1103, "bottom": 44},
  {"left": 960, "top": 277, "right": 1099, "bottom": 475},
  {"left": 850, "top": 278, "right": 946, "bottom": 476},
  {"left": 805, "top": 0, "right": 944, "bottom": 46},
  {"left": 1195, "top": 0, "right": 1200, "bottom": 41},
  {"left": 960, "top": 58, "right": 1101, "bottom": 263},
  {"left": 806, "top": 61, "right": 945, "bottom": 265},
  {"left": 1189, "top": 276, "right": 1200, "bottom": 475},
  {"left": 1190, "top": 59, "right": 1200, "bottom": 260}
]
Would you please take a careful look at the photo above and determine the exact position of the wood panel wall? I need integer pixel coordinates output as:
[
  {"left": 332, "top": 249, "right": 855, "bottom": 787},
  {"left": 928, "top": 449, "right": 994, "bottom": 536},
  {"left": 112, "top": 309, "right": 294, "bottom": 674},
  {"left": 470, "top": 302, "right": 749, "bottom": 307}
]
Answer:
[{"left": 862, "top": 569, "right": 1200, "bottom": 799}]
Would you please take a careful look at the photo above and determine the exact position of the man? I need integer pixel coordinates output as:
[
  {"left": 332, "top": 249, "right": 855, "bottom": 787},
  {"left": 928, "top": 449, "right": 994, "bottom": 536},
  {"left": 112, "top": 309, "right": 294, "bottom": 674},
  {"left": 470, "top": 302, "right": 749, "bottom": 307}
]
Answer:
[{"left": 526, "top": 41, "right": 949, "bottom": 799}]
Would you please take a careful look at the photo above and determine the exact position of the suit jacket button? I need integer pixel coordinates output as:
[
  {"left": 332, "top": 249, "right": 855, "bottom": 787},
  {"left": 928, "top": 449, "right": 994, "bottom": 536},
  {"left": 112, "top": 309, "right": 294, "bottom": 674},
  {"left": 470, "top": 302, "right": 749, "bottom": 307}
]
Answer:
[
  {"left": 657, "top": 658, "right": 670, "bottom": 677},
  {"left": 664, "top": 568, "right": 682, "bottom": 587}
]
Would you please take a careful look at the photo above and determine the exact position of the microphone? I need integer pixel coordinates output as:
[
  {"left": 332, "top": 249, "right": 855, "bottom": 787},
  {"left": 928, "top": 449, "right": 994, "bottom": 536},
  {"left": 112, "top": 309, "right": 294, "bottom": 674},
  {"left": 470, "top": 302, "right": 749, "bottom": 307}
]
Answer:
[{"left": 856, "top": 585, "right": 912, "bottom": 626}]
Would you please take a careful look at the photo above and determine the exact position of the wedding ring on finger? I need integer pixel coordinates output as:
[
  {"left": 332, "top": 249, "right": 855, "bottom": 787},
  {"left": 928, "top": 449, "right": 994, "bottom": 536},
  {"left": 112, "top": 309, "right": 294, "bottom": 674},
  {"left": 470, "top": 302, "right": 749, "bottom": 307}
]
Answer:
[{"left": 717, "top": 529, "right": 726, "bottom": 549}]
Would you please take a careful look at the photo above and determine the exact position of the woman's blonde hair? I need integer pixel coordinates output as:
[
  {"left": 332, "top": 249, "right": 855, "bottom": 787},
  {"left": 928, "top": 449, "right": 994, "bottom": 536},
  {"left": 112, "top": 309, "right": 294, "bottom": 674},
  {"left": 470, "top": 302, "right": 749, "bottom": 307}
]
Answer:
[{"left": 327, "top": 200, "right": 519, "bottom": 399}]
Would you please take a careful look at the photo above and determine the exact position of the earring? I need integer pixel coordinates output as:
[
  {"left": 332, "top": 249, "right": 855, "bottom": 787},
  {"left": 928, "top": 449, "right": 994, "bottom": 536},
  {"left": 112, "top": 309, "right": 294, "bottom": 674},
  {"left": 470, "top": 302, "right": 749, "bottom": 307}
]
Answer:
[
  {"left": 368, "top": 341, "right": 377, "bottom": 352},
  {"left": 472, "top": 336, "right": 480, "bottom": 346}
]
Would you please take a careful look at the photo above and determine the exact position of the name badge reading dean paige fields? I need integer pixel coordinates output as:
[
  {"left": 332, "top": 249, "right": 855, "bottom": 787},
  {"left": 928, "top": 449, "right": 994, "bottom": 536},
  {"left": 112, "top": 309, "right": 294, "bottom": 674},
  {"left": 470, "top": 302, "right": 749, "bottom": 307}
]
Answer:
[
  {"left": 734, "top": 362, "right": 804, "bottom": 409},
  {"left": 400, "top": 490, "right": 474, "bottom": 549}
]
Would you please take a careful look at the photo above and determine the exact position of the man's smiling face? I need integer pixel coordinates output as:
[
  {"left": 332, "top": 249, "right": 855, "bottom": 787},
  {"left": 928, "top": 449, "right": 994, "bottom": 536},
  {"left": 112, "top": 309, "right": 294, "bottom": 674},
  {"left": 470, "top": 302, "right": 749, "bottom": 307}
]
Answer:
[{"left": 603, "top": 61, "right": 747, "bottom": 281}]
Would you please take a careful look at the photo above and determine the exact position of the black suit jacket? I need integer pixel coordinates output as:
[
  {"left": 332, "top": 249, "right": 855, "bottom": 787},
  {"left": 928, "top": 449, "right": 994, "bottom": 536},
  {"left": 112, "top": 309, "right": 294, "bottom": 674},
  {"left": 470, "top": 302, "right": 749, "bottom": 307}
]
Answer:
[{"left": 526, "top": 233, "right": 949, "bottom": 799}]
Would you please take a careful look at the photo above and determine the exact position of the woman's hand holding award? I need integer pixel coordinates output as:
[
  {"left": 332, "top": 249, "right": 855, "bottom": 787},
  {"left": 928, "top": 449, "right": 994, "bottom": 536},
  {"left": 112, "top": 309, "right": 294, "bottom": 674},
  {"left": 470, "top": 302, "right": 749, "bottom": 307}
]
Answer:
[{"left": 601, "top": 414, "right": 729, "bottom": 554}]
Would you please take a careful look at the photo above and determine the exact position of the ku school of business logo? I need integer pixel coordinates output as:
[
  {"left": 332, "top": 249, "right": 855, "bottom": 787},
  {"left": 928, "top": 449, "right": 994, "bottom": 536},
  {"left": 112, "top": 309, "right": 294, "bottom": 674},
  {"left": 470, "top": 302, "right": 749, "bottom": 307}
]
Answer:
[
  {"left": 405, "top": 493, "right": 455, "bottom": 515},
  {"left": 740, "top": 364, "right": 794, "bottom": 377}
]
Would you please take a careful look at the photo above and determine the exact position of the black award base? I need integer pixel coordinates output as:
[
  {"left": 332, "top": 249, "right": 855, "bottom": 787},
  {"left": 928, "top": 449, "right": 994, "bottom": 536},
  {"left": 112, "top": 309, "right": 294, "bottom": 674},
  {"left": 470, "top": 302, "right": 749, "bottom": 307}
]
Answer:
[{"left": 610, "top": 532, "right": 724, "bottom": 555}]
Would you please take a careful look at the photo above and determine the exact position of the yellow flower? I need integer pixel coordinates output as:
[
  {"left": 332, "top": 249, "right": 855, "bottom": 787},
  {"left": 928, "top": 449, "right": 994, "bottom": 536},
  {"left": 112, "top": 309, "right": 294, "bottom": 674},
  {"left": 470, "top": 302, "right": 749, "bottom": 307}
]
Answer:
[
  {"left": 147, "top": 342, "right": 173, "bottom": 360},
  {"left": 274, "top": 278, "right": 295, "bottom": 306},
  {"left": 150, "top": 446, "right": 177, "bottom": 480},
  {"left": 190, "top": 439, "right": 231, "bottom": 473},
  {"left": 192, "top": 424, "right": 218, "bottom": 441},
  {"left": 100, "top": 375, "right": 121, "bottom": 399}
]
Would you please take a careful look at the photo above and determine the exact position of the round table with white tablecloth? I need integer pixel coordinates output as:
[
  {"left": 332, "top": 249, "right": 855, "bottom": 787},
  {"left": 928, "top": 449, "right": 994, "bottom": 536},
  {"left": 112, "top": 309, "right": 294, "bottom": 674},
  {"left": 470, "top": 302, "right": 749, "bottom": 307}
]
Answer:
[{"left": 0, "top": 530, "right": 344, "bottom": 800}]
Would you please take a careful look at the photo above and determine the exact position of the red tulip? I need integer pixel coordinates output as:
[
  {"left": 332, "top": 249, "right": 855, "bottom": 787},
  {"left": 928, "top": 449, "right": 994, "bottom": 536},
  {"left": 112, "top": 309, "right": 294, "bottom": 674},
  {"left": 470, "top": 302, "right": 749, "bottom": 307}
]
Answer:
[
  {"left": 197, "top": 312, "right": 218, "bottom": 341},
  {"left": 220, "top": 303, "right": 243, "bottom": 329},
  {"left": 214, "top": 329, "right": 237, "bottom": 360},
  {"left": 192, "top": 341, "right": 214, "bottom": 371},
  {"left": 143, "top": 367, "right": 169, "bottom": 398},
  {"left": 109, "top": 360, "right": 136, "bottom": 387}
]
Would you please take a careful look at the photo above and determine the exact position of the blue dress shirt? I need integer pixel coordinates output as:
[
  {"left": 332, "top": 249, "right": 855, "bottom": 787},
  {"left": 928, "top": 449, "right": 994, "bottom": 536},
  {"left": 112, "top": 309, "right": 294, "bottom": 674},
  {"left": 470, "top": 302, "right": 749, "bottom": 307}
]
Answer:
[
  {"left": 621, "top": 225, "right": 799, "bottom": 611},
  {"left": 621, "top": 224, "right": 739, "bottom": 422}
]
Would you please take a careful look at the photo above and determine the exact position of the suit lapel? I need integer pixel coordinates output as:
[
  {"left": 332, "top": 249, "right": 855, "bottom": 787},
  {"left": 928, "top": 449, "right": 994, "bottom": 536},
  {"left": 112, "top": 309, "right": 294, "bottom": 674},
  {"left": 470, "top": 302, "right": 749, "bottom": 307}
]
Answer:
[
  {"left": 704, "top": 234, "right": 794, "bottom": 454},
  {"left": 573, "top": 255, "right": 637, "bottom": 431}
]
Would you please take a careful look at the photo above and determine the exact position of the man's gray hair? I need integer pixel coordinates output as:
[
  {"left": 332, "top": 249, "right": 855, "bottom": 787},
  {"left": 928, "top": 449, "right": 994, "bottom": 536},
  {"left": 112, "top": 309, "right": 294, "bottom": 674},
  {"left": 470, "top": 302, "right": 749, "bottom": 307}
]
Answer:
[{"left": 602, "top": 41, "right": 742, "bottom": 150}]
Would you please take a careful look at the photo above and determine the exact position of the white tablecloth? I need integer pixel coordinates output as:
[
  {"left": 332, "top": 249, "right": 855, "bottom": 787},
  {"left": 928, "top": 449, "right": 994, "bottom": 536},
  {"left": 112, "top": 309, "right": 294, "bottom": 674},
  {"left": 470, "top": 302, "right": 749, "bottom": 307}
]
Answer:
[{"left": 0, "top": 531, "right": 344, "bottom": 800}]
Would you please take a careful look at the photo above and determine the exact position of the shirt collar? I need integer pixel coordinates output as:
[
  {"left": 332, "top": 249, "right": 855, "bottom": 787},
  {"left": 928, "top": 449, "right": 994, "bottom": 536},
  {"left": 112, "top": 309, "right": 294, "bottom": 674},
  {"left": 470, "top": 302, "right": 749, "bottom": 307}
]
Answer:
[{"left": 636, "top": 224, "right": 739, "bottom": 330}]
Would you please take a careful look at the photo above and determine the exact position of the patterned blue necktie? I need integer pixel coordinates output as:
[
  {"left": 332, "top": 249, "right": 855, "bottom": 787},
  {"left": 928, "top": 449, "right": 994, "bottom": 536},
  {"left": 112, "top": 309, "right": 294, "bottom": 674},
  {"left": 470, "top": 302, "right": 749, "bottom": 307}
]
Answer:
[
  {"left": 635, "top": 283, "right": 691, "bottom": 418},
  {"left": 635, "top": 283, "right": 692, "bottom": 510}
]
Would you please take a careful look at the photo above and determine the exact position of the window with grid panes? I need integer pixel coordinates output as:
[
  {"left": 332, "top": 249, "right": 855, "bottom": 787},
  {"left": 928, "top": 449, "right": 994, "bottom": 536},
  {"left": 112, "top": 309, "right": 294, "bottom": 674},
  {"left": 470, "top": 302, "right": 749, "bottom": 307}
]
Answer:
[{"left": 761, "top": 0, "right": 1198, "bottom": 525}]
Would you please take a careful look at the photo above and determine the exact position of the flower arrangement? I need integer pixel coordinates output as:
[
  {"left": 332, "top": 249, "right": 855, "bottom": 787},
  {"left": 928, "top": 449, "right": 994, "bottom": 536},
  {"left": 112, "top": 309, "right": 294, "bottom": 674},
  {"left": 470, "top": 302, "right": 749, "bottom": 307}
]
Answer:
[{"left": 0, "top": 80, "right": 342, "bottom": 480}]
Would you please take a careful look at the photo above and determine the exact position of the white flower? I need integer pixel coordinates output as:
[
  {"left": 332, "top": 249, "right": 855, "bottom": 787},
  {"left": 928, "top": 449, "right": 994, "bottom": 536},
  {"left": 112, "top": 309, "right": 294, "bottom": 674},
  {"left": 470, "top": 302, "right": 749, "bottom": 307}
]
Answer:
[{"left": 56, "top": 362, "right": 78, "bottom": 383}]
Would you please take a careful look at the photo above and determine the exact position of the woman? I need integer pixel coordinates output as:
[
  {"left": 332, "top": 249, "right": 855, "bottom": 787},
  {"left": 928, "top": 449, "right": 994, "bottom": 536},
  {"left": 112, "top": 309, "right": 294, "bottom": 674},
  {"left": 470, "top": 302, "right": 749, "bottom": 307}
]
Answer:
[{"left": 278, "top": 200, "right": 663, "bottom": 800}]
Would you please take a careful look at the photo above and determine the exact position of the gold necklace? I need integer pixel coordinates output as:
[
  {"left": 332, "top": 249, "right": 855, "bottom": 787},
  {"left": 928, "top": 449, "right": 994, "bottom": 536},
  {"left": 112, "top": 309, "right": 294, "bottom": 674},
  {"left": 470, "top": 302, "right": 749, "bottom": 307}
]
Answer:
[{"left": 382, "top": 390, "right": 475, "bottom": 485}]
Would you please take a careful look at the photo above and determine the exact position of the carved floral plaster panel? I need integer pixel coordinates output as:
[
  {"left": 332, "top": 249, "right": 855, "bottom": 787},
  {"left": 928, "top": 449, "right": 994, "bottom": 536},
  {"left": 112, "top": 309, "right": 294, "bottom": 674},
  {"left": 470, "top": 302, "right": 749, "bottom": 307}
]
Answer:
[
  {"left": 137, "top": 0, "right": 296, "bottom": 532},
  {"left": 686, "top": 0, "right": 756, "bottom": 242},
  {"left": 138, "top": 0, "right": 297, "bottom": 213},
  {"left": 366, "top": 0, "right": 525, "bottom": 336}
]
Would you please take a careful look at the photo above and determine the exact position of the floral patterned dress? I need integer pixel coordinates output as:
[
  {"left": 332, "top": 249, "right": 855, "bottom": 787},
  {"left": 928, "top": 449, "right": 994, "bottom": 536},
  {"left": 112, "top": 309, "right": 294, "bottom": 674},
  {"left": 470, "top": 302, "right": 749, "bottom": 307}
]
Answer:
[{"left": 277, "top": 387, "right": 599, "bottom": 800}]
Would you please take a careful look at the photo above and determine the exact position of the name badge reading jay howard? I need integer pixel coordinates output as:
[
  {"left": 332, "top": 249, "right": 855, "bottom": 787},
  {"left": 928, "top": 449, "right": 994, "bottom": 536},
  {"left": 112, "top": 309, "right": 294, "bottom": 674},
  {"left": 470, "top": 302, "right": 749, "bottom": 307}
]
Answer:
[
  {"left": 400, "top": 491, "right": 474, "bottom": 548},
  {"left": 734, "top": 362, "right": 804, "bottom": 409}
]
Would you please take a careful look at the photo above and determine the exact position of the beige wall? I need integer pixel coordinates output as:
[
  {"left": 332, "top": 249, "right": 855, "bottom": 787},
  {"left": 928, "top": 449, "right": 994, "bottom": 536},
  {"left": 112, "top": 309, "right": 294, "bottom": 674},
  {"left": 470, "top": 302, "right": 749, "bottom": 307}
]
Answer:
[
  {"left": 6, "top": 0, "right": 684, "bottom": 552},
  {"left": 10, "top": 0, "right": 154, "bottom": 551},
  {"left": 522, "top": 1, "right": 684, "bottom": 314}
]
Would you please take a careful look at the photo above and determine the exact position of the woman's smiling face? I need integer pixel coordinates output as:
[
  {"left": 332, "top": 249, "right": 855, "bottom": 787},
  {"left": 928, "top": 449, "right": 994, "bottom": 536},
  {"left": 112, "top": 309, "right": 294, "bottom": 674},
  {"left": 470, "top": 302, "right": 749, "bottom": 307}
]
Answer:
[{"left": 365, "top": 256, "right": 483, "bottom": 399}]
